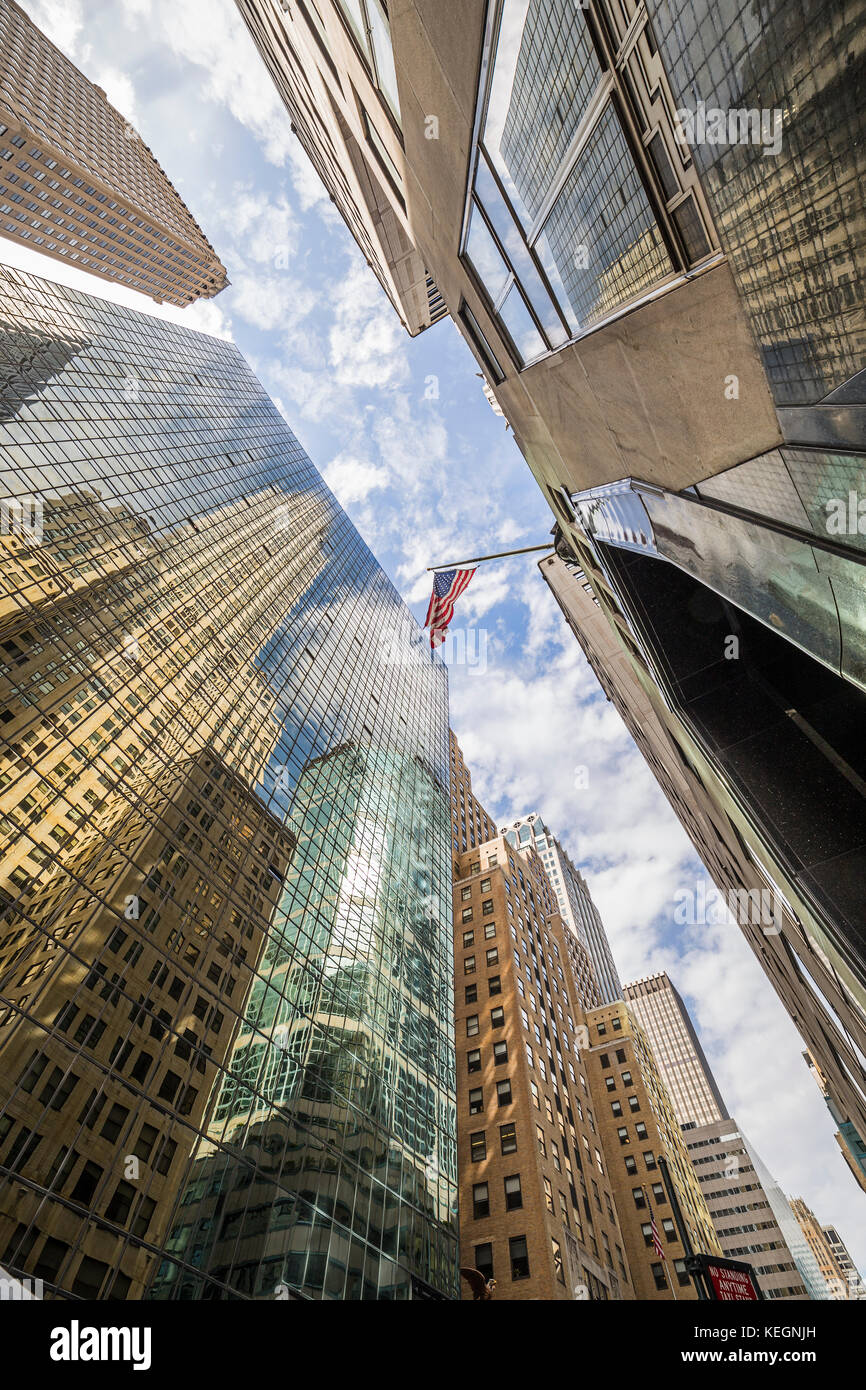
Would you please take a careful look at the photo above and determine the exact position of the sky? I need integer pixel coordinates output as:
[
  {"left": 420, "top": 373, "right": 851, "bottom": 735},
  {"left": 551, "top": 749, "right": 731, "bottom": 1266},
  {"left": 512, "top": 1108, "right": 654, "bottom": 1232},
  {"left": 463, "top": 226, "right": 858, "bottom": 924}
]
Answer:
[{"left": 7, "top": 0, "right": 865, "bottom": 1276}]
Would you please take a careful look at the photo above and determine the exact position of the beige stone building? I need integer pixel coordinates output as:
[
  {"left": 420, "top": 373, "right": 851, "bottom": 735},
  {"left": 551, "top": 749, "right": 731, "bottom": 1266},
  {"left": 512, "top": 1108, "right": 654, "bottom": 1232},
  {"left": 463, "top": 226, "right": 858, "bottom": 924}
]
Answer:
[
  {"left": 791, "top": 1197, "right": 851, "bottom": 1300},
  {"left": 684, "top": 1120, "right": 810, "bottom": 1301},
  {"left": 449, "top": 732, "right": 634, "bottom": 1299},
  {"left": 624, "top": 973, "right": 729, "bottom": 1131},
  {"left": 451, "top": 829, "right": 633, "bottom": 1299},
  {"left": 582, "top": 999, "right": 721, "bottom": 1300},
  {"left": 0, "top": 0, "right": 227, "bottom": 303}
]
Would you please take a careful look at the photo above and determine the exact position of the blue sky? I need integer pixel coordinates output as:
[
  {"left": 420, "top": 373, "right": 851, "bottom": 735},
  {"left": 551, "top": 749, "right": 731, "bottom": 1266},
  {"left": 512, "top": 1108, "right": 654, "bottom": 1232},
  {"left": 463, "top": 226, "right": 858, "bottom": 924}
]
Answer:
[{"left": 8, "top": 0, "right": 865, "bottom": 1274}]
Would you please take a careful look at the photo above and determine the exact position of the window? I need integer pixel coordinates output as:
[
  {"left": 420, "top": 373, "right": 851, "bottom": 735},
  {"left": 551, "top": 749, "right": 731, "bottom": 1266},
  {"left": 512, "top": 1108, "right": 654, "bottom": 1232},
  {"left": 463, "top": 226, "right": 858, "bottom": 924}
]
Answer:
[
  {"left": 509, "top": 1235, "right": 530, "bottom": 1281},
  {"left": 624, "top": 1155, "right": 637, "bottom": 1175},
  {"left": 464, "top": 955, "right": 476, "bottom": 975},
  {"left": 473, "top": 1182, "right": 490, "bottom": 1219},
  {"left": 643, "top": 1151, "right": 657, "bottom": 1170},
  {"left": 480, "top": 877, "right": 491, "bottom": 891},
  {"left": 652, "top": 1183, "right": 666, "bottom": 1205},
  {"left": 490, "top": 1006, "right": 505, "bottom": 1029},
  {"left": 600, "top": 1053, "right": 610, "bottom": 1068},
  {"left": 635, "top": 1122, "right": 648, "bottom": 1140},
  {"left": 72, "top": 1256, "right": 108, "bottom": 1300},
  {"left": 651, "top": 1263, "right": 667, "bottom": 1291},
  {"left": 605, "top": 1076, "right": 616, "bottom": 1092},
  {"left": 475, "top": 1243, "right": 493, "bottom": 1281},
  {"left": 662, "top": 1218, "right": 676, "bottom": 1242},
  {"left": 632, "top": 1186, "right": 646, "bottom": 1209},
  {"left": 466, "top": 1015, "right": 479, "bottom": 1037},
  {"left": 486, "top": 947, "right": 499, "bottom": 966},
  {"left": 465, "top": 984, "right": 478, "bottom": 1004},
  {"left": 617, "top": 1127, "right": 629, "bottom": 1146},
  {"left": 467, "top": 1049, "right": 481, "bottom": 1074},
  {"left": 536, "top": 1125, "right": 546, "bottom": 1157},
  {"left": 530, "top": 1080, "right": 540, "bottom": 1109},
  {"left": 500, "top": 1123, "right": 517, "bottom": 1155},
  {"left": 611, "top": 1100, "right": 622, "bottom": 1117},
  {"left": 71, "top": 1160, "right": 103, "bottom": 1206},
  {"left": 543, "top": 1176, "right": 554, "bottom": 1213},
  {"left": 552, "top": 1238, "right": 565, "bottom": 1284},
  {"left": 621, "top": 1070, "right": 633, "bottom": 1087},
  {"left": 470, "top": 1131, "right": 486, "bottom": 1163},
  {"left": 615, "top": 1049, "right": 627, "bottom": 1064},
  {"left": 597, "top": 1021, "right": 607, "bottom": 1036},
  {"left": 105, "top": 1181, "right": 136, "bottom": 1225},
  {"left": 493, "top": 1040, "right": 508, "bottom": 1065},
  {"left": 484, "top": 922, "right": 497, "bottom": 939},
  {"left": 612, "top": 1017, "right": 622, "bottom": 1031},
  {"left": 100, "top": 1103, "right": 129, "bottom": 1144},
  {"left": 641, "top": 1222, "right": 654, "bottom": 1248},
  {"left": 462, "top": 930, "right": 474, "bottom": 947},
  {"left": 461, "top": 887, "right": 472, "bottom": 901},
  {"left": 674, "top": 1258, "right": 691, "bottom": 1288},
  {"left": 488, "top": 975, "right": 501, "bottom": 995},
  {"left": 458, "top": 300, "right": 505, "bottom": 385},
  {"left": 503, "top": 1174, "right": 522, "bottom": 1210},
  {"left": 469, "top": 1087, "right": 483, "bottom": 1116},
  {"left": 628, "top": 1095, "right": 641, "bottom": 1113},
  {"left": 496, "top": 1078, "right": 512, "bottom": 1107}
]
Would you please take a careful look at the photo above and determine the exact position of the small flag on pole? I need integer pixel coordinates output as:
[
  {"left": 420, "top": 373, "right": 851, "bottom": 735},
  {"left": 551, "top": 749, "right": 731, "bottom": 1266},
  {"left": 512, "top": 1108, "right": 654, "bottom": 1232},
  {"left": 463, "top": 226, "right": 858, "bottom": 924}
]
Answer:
[
  {"left": 424, "top": 567, "right": 476, "bottom": 649},
  {"left": 650, "top": 1212, "right": 666, "bottom": 1260}
]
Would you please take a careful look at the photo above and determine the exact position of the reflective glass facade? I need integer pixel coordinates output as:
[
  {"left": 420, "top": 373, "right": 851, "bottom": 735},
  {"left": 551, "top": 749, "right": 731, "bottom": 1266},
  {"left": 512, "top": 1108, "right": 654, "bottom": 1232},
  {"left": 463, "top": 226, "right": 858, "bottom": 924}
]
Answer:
[
  {"left": 0, "top": 263, "right": 456, "bottom": 1300},
  {"left": 648, "top": 0, "right": 866, "bottom": 405},
  {"left": 461, "top": 0, "right": 717, "bottom": 366}
]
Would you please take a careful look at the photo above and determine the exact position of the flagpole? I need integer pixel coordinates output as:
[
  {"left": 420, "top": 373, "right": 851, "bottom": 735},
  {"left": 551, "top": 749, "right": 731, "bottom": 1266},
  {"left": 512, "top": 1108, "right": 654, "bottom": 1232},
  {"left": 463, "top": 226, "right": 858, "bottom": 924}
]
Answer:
[{"left": 427, "top": 543, "right": 553, "bottom": 572}]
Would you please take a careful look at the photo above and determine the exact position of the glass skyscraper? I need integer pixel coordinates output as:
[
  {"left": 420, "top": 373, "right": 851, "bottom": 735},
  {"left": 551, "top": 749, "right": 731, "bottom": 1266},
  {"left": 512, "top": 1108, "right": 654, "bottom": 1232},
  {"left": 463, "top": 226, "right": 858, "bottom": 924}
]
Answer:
[{"left": 0, "top": 262, "right": 456, "bottom": 1300}]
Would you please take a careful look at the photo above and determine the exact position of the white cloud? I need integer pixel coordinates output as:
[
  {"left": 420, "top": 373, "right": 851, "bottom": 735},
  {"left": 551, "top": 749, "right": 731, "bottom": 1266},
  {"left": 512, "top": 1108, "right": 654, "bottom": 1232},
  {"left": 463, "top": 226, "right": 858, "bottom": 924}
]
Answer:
[
  {"left": 120, "top": 0, "right": 296, "bottom": 167},
  {"left": 323, "top": 452, "right": 389, "bottom": 505},
  {"left": 328, "top": 263, "right": 410, "bottom": 393}
]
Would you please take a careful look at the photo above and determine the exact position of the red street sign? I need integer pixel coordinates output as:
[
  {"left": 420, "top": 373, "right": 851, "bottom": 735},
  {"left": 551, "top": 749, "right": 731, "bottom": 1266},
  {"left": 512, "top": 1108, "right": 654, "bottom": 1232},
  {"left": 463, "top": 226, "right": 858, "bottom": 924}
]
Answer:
[{"left": 705, "top": 1262, "right": 760, "bottom": 1301}]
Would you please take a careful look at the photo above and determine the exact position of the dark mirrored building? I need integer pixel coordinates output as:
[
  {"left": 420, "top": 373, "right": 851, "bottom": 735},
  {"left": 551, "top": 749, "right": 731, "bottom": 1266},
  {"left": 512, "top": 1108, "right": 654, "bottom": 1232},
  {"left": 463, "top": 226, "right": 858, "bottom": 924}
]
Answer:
[{"left": 0, "top": 262, "right": 456, "bottom": 1300}]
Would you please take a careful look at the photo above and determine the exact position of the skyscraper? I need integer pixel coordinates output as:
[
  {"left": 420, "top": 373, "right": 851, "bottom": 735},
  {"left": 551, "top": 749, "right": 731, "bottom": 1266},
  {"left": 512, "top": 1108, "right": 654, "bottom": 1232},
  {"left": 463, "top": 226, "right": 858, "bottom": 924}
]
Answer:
[
  {"left": 624, "top": 972, "right": 832, "bottom": 1299},
  {"left": 582, "top": 999, "right": 721, "bottom": 1300},
  {"left": 0, "top": 0, "right": 227, "bottom": 304},
  {"left": 236, "top": 0, "right": 866, "bottom": 1173},
  {"left": 0, "top": 260, "right": 455, "bottom": 1300},
  {"left": 821, "top": 1223, "right": 865, "bottom": 1300},
  {"left": 502, "top": 812, "right": 622, "bottom": 1002},
  {"left": 235, "top": 0, "right": 443, "bottom": 333},
  {"left": 624, "top": 974, "right": 728, "bottom": 1130},
  {"left": 449, "top": 819, "right": 634, "bottom": 1300},
  {"left": 683, "top": 1122, "right": 816, "bottom": 1300},
  {"left": 790, "top": 1198, "right": 854, "bottom": 1299}
]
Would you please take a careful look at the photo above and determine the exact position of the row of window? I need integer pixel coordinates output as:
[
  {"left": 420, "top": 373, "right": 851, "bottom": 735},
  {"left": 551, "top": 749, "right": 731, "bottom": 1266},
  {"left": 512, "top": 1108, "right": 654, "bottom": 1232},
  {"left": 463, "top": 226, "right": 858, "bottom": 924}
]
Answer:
[
  {"left": 464, "top": 974, "right": 500, "bottom": 1004},
  {"left": 469, "top": 1124, "right": 517, "bottom": 1161}
]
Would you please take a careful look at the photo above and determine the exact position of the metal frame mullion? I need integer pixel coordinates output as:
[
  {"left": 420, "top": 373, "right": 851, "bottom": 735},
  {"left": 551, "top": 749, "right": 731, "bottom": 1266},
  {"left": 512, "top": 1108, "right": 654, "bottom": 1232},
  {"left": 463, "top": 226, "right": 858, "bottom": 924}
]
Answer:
[
  {"left": 472, "top": 195, "right": 555, "bottom": 351},
  {"left": 480, "top": 151, "right": 572, "bottom": 339}
]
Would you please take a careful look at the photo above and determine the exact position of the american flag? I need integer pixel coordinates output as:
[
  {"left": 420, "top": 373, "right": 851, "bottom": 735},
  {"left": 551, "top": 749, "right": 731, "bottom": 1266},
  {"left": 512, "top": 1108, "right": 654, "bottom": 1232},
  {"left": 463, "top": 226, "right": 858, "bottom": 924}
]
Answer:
[
  {"left": 424, "top": 567, "right": 476, "bottom": 649},
  {"left": 650, "top": 1211, "right": 666, "bottom": 1261}
]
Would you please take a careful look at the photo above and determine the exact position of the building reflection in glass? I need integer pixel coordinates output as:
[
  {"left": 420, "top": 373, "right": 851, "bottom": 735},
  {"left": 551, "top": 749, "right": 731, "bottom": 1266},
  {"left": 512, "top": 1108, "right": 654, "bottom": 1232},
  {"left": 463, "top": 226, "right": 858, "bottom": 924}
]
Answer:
[{"left": 0, "top": 262, "right": 455, "bottom": 1300}]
